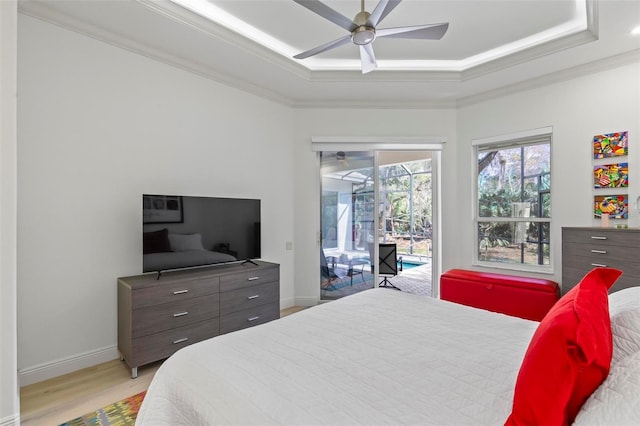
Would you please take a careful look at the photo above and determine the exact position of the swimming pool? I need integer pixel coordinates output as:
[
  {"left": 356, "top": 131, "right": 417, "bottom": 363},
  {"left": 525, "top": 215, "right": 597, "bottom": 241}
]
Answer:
[{"left": 399, "top": 259, "right": 426, "bottom": 271}]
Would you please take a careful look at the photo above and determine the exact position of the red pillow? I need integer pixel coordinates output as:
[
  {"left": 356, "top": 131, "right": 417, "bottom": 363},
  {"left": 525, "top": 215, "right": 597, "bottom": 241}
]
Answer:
[{"left": 505, "top": 267, "right": 621, "bottom": 426}]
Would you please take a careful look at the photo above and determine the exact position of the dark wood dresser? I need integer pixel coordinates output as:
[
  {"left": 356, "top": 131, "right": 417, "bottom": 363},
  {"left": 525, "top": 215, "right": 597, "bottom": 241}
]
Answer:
[
  {"left": 118, "top": 261, "right": 279, "bottom": 378},
  {"left": 562, "top": 227, "right": 639, "bottom": 294}
]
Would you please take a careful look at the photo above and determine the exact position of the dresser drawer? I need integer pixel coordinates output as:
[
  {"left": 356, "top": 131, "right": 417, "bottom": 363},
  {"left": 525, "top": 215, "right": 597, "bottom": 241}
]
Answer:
[
  {"left": 132, "top": 293, "right": 220, "bottom": 338},
  {"left": 220, "top": 267, "right": 279, "bottom": 292},
  {"left": 560, "top": 266, "right": 586, "bottom": 294},
  {"left": 220, "top": 302, "right": 279, "bottom": 335},
  {"left": 563, "top": 241, "right": 640, "bottom": 266},
  {"left": 132, "top": 276, "right": 220, "bottom": 309},
  {"left": 563, "top": 265, "right": 639, "bottom": 294},
  {"left": 562, "top": 228, "right": 640, "bottom": 248},
  {"left": 562, "top": 227, "right": 640, "bottom": 294},
  {"left": 130, "top": 318, "right": 219, "bottom": 367},
  {"left": 219, "top": 282, "right": 279, "bottom": 316},
  {"left": 562, "top": 253, "right": 640, "bottom": 279}
]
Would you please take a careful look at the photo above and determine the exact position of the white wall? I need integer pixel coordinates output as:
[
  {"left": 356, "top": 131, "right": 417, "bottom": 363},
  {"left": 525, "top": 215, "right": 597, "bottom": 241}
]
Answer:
[
  {"left": 456, "top": 60, "right": 640, "bottom": 289},
  {"left": 1, "top": 1, "right": 19, "bottom": 424},
  {"left": 292, "top": 108, "right": 458, "bottom": 304},
  {"left": 17, "top": 14, "right": 295, "bottom": 384}
]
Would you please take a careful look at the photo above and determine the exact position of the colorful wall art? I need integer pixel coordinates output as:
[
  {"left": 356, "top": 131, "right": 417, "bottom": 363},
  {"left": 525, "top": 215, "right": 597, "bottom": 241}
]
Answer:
[
  {"left": 594, "top": 195, "right": 628, "bottom": 219},
  {"left": 594, "top": 163, "right": 628, "bottom": 188},
  {"left": 593, "top": 131, "right": 628, "bottom": 158}
]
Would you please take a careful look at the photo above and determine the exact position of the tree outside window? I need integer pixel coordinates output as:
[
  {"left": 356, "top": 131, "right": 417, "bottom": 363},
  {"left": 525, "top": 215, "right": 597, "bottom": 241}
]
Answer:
[{"left": 476, "top": 140, "right": 551, "bottom": 268}]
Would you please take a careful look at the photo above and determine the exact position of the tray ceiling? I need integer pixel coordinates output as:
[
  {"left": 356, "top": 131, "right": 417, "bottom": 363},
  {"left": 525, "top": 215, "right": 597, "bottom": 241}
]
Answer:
[{"left": 18, "top": 0, "right": 640, "bottom": 107}]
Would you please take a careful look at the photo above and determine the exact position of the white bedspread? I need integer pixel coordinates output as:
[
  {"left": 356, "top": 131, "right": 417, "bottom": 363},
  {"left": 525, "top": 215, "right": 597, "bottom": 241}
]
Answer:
[{"left": 136, "top": 288, "right": 538, "bottom": 425}]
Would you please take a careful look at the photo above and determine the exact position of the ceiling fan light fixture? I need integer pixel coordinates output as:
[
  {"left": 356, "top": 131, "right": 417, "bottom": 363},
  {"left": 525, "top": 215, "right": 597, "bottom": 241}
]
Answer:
[
  {"left": 292, "top": 0, "right": 449, "bottom": 73},
  {"left": 352, "top": 26, "right": 376, "bottom": 45}
]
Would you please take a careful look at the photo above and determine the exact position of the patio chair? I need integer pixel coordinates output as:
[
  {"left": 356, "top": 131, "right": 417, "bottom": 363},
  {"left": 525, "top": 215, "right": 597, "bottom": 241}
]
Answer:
[
  {"left": 320, "top": 250, "right": 339, "bottom": 288},
  {"left": 378, "top": 243, "right": 400, "bottom": 290}
]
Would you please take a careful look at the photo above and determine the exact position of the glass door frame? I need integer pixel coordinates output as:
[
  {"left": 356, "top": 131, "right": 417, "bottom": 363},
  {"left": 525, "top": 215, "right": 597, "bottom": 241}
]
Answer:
[
  {"left": 318, "top": 147, "right": 441, "bottom": 300},
  {"left": 319, "top": 151, "right": 376, "bottom": 301}
]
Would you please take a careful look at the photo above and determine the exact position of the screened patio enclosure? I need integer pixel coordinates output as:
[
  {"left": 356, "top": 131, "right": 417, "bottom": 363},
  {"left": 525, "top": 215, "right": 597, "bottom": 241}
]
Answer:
[
  {"left": 320, "top": 151, "right": 433, "bottom": 300},
  {"left": 378, "top": 153, "right": 433, "bottom": 263}
]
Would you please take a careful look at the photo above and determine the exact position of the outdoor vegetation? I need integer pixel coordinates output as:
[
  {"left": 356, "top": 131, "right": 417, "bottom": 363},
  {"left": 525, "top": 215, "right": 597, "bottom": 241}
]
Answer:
[
  {"left": 477, "top": 143, "right": 551, "bottom": 265},
  {"left": 378, "top": 160, "right": 432, "bottom": 257}
]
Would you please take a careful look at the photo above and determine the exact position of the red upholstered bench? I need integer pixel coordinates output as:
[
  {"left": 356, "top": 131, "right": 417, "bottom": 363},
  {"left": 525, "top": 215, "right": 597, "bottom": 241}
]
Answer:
[{"left": 440, "top": 269, "right": 560, "bottom": 321}]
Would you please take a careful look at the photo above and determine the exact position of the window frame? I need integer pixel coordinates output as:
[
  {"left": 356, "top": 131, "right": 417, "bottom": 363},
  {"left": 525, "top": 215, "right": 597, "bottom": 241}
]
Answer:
[{"left": 471, "top": 127, "right": 553, "bottom": 273}]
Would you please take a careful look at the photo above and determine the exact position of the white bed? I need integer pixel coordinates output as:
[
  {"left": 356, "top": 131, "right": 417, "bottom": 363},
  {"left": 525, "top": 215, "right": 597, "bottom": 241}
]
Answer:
[{"left": 136, "top": 284, "right": 640, "bottom": 425}]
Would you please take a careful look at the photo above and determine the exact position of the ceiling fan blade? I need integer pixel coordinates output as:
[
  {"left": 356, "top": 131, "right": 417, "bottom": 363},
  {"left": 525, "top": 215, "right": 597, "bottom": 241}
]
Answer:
[
  {"left": 294, "top": 34, "right": 352, "bottom": 59},
  {"left": 359, "top": 44, "right": 377, "bottom": 74},
  {"left": 376, "top": 23, "right": 449, "bottom": 40},
  {"left": 366, "top": 0, "right": 402, "bottom": 27},
  {"left": 293, "top": 0, "right": 357, "bottom": 32}
]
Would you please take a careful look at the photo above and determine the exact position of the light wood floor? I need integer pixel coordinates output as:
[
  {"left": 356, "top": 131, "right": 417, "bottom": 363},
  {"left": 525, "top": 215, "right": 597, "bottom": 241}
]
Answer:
[{"left": 20, "top": 306, "right": 306, "bottom": 426}]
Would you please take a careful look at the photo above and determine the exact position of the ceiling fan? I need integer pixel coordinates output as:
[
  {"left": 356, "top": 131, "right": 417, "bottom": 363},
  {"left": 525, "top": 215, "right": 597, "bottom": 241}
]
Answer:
[
  {"left": 293, "top": 0, "right": 449, "bottom": 74},
  {"left": 336, "top": 151, "right": 349, "bottom": 165}
]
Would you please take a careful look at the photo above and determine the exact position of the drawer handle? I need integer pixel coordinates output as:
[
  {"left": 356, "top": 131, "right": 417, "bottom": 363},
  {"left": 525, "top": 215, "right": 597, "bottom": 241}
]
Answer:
[
  {"left": 591, "top": 263, "right": 607, "bottom": 267},
  {"left": 173, "top": 311, "right": 189, "bottom": 317},
  {"left": 591, "top": 249, "right": 607, "bottom": 254},
  {"left": 247, "top": 276, "right": 260, "bottom": 281},
  {"left": 247, "top": 316, "right": 260, "bottom": 322},
  {"left": 247, "top": 295, "right": 260, "bottom": 300},
  {"left": 173, "top": 337, "right": 189, "bottom": 344},
  {"left": 173, "top": 289, "right": 189, "bottom": 295},
  {"left": 590, "top": 236, "right": 607, "bottom": 240}
]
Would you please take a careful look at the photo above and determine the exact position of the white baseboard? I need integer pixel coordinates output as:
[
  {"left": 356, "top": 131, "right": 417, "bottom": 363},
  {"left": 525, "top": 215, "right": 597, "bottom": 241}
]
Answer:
[
  {"left": 19, "top": 297, "right": 318, "bottom": 387},
  {"left": 282, "top": 296, "right": 318, "bottom": 309},
  {"left": 0, "top": 414, "right": 19, "bottom": 426},
  {"left": 293, "top": 296, "right": 318, "bottom": 307},
  {"left": 19, "top": 345, "right": 120, "bottom": 387},
  {"left": 279, "top": 296, "right": 295, "bottom": 310}
]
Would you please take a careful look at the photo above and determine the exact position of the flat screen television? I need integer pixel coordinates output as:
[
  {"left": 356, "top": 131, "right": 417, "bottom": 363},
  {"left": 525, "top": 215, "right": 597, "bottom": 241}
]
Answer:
[{"left": 142, "top": 194, "right": 261, "bottom": 273}]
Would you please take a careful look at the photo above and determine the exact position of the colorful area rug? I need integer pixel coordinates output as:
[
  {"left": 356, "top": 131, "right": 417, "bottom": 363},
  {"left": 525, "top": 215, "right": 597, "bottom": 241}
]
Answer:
[{"left": 59, "top": 391, "right": 146, "bottom": 426}]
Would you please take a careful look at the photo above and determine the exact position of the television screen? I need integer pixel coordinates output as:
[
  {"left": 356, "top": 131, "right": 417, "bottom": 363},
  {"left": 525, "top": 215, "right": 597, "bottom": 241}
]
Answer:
[{"left": 142, "top": 194, "right": 261, "bottom": 273}]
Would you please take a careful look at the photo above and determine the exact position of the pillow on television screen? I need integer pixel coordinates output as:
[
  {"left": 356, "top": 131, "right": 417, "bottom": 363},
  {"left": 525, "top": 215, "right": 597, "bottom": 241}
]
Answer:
[
  {"left": 505, "top": 267, "right": 622, "bottom": 426},
  {"left": 143, "top": 228, "right": 171, "bottom": 254},
  {"left": 169, "top": 233, "right": 204, "bottom": 252},
  {"left": 608, "top": 286, "right": 640, "bottom": 364}
]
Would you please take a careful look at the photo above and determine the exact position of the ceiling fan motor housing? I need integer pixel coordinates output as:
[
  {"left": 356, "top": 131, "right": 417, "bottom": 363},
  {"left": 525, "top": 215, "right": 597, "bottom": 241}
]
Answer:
[
  {"left": 351, "top": 10, "right": 376, "bottom": 45},
  {"left": 352, "top": 26, "right": 376, "bottom": 45}
]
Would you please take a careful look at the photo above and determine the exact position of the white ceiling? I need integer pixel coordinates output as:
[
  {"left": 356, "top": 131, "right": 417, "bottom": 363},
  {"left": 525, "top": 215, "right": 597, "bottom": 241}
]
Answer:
[{"left": 18, "top": 0, "right": 640, "bottom": 107}]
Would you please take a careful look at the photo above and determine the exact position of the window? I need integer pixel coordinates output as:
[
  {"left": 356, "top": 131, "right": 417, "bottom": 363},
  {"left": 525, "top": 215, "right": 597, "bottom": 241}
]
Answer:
[{"left": 473, "top": 128, "right": 551, "bottom": 270}]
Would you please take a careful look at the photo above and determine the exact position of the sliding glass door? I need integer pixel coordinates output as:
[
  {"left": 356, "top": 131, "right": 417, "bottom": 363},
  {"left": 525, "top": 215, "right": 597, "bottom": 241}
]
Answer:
[
  {"left": 377, "top": 152, "right": 434, "bottom": 296},
  {"left": 320, "top": 150, "right": 436, "bottom": 300},
  {"left": 320, "top": 151, "right": 375, "bottom": 300}
]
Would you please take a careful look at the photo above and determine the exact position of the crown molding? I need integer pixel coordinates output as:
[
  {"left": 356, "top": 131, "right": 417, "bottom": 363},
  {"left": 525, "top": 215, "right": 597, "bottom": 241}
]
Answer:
[
  {"left": 305, "top": 69, "right": 461, "bottom": 83},
  {"left": 291, "top": 97, "right": 458, "bottom": 109},
  {"left": 151, "top": 0, "right": 597, "bottom": 82},
  {"left": 461, "top": 28, "right": 597, "bottom": 82},
  {"left": 16, "top": 0, "right": 634, "bottom": 111},
  {"left": 136, "top": 0, "right": 312, "bottom": 80},
  {"left": 18, "top": 0, "right": 296, "bottom": 107},
  {"left": 457, "top": 48, "right": 640, "bottom": 108},
  {"left": 461, "top": 0, "right": 598, "bottom": 81}
]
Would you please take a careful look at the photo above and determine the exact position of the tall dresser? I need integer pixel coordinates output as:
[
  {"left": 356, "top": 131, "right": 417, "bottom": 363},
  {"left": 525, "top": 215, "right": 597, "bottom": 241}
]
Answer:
[
  {"left": 118, "top": 260, "right": 279, "bottom": 378},
  {"left": 562, "top": 227, "right": 639, "bottom": 294}
]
